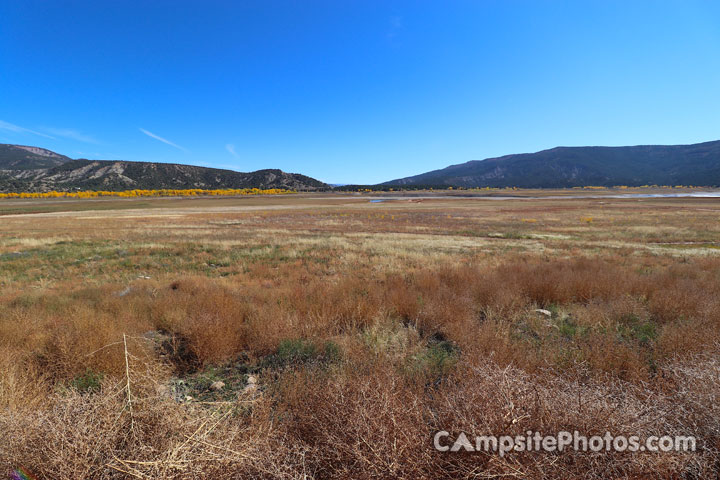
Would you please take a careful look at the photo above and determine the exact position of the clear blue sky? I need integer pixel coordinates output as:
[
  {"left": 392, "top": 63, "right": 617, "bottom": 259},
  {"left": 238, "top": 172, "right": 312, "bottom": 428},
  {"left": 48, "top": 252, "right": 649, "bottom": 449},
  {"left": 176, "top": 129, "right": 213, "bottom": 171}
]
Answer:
[{"left": 1, "top": 1, "right": 719, "bottom": 184}]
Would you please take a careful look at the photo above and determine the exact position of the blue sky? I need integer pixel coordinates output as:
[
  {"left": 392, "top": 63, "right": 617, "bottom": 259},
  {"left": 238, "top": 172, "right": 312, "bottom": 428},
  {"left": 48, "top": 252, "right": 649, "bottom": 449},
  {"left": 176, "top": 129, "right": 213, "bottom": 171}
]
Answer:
[{"left": 1, "top": 1, "right": 719, "bottom": 184}]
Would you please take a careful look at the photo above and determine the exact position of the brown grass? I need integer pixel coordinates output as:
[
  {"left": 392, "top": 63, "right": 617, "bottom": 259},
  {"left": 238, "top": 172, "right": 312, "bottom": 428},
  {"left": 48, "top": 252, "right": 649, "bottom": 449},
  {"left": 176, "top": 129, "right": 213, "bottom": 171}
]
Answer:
[{"left": 0, "top": 193, "right": 719, "bottom": 478}]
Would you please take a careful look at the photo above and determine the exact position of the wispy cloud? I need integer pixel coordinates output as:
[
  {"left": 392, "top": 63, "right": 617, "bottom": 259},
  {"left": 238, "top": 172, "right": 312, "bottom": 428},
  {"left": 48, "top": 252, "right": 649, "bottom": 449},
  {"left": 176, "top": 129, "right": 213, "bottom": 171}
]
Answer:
[
  {"left": 0, "top": 120, "right": 56, "bottom": 139},
  {"left": 139, "top": 128, "right": 188, "bottom": 152},
  {"left": 226, "top": 143, "right": 239, "bottom": 158},
  {"left": 42, "top": 127, "right": 98, "bottom": 144}
]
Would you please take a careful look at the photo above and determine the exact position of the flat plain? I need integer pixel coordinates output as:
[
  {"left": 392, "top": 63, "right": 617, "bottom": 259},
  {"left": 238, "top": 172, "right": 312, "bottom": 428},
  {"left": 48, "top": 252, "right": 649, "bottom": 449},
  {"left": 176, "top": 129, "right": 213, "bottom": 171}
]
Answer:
[{"left": 1, "top": 191, "right": 719, "bottom": 478}]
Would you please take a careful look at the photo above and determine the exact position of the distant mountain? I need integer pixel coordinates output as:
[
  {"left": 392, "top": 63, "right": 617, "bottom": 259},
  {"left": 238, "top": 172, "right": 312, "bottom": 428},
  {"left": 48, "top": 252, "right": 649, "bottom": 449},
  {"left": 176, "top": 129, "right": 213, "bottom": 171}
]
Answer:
[
  {"left": 0, "top": 144, "right": 326, "bottom": 192},
  {"left": 383, "top": 140, "right": 720, "bottom": 188},
  {"left": 0, "top": 144, "right": 71, "bottom": 169}
]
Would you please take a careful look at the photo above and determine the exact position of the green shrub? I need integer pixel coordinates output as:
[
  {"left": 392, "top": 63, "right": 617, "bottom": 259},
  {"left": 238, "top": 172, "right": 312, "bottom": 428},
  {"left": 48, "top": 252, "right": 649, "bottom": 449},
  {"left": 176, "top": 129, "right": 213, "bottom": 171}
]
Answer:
[
  {"left": 617, "top": 314, "right": 658, "bottom": 346},
  {"left": 266, "top": 339, "right": 342, "bottom": 369},
  {"left": 69, "top": 368, "right": 104, "bottom": 394},
  {"left": 407, "top": 339, "right": 458, "bottom": 383}
]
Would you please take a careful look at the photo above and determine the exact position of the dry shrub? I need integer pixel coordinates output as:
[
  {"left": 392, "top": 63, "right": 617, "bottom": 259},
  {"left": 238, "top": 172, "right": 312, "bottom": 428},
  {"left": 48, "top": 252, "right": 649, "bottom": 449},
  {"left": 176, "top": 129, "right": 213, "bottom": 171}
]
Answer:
[
  {"left": 664, "top": 350, "right": 720, "bottom": 449},
  {"left": 3, "top": 355, "right": 717, "bottom": 479},
  {"left": 3, "top": 251, "right": 720, "bottom": 477},
  {"left": 426, "top": 357, "right": 718, "bottom": 478},
  {"left": 0, "top": 285, "right": 157, "bottom": 382},
  {"left": 151, "top": 277, "right": 253, "bottom": 365},
  {"left": 0, "top": 371, "right": 299, "bottom": 479},
  {"left": 276, "top": 361, "right": 435, "bottom": 478}
]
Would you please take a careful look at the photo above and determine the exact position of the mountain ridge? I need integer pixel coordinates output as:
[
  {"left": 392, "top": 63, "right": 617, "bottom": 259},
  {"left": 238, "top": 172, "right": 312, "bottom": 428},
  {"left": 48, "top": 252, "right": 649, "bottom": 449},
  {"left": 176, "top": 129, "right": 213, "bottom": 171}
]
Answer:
[
  {"left": 0, "top": 144, "right": 326, "bottom": 192},
  {"left": 383, "top": 140, "right": 720, "bottom": 188}
]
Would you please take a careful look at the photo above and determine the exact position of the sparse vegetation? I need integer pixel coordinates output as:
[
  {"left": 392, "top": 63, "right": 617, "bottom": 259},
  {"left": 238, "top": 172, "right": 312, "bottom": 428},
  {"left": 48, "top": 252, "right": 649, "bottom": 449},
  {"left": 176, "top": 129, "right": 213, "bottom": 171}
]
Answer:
[
  {"left": 68, "top": 368, "right": 105, "bottom": 394},
  {"left": 1, "top": 192, "right": 720, "bottom": 478}
]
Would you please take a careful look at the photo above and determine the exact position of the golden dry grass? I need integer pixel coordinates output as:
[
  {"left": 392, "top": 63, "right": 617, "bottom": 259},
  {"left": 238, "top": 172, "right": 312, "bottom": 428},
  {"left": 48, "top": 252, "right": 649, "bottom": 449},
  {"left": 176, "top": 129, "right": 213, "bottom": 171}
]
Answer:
[{"left": 1, "top": 192, "right": 719, "bottom": 478}]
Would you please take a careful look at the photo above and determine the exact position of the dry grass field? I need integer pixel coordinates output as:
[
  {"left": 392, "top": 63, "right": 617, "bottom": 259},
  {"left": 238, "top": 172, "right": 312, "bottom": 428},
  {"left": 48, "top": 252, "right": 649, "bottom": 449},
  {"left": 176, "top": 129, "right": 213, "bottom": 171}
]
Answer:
[{"left": 1, "top": 192, "right": 720, "bottom": 478}]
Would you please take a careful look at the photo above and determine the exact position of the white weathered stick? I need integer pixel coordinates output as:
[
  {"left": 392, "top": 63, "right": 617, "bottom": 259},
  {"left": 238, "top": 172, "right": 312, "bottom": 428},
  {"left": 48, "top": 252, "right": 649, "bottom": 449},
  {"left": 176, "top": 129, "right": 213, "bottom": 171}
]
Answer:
[{"left": 123, "top": 333, "right": 135, "bottom": 434}]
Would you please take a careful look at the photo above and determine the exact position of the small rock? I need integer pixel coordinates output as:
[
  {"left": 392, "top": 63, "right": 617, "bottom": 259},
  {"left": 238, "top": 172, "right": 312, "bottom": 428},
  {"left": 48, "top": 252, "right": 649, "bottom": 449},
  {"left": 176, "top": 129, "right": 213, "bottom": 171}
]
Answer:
[
  {"left": 241, "top": 375, "right": 260, "bottom": 396},
  {"left": 210, "top": 380, "right": 225, "bottom": 391},
  {"left": 242, "top": 383, "right": 258, "bottom": 395},
  {"left": 534, "top": 309, "right": 552, "bottom": 317},
  {"left": 184, "top": 395, "right": 193, "bottom": 402}
]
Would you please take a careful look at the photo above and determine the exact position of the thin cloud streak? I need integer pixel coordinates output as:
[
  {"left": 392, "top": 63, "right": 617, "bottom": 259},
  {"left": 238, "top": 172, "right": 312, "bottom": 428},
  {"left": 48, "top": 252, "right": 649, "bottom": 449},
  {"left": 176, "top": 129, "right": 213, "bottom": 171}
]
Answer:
[
  {"left": 0, "top": 120, "right": 56, "bottom": 139},
  {"left": 43, "top": 127, "right": 98, "bottom": 143},
  {"left": 139, "top": 128, "right": 188, "bottom": 152},
  {"left": 226, "top": 143, "right": 239, "bottom": 158}
]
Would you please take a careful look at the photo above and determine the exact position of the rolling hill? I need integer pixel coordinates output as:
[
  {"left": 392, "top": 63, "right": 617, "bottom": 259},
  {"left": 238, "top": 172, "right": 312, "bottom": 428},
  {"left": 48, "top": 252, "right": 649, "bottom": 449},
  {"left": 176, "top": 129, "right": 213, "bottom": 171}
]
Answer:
[
  {"left": 0, "top": 144, "right": 71, "bottom": 170},
  {"left": 384, "top": 140, "right": 720, "bottom": 188},
  {"left": 0, "top": 144, "right": 326, "bottom": 192}
]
